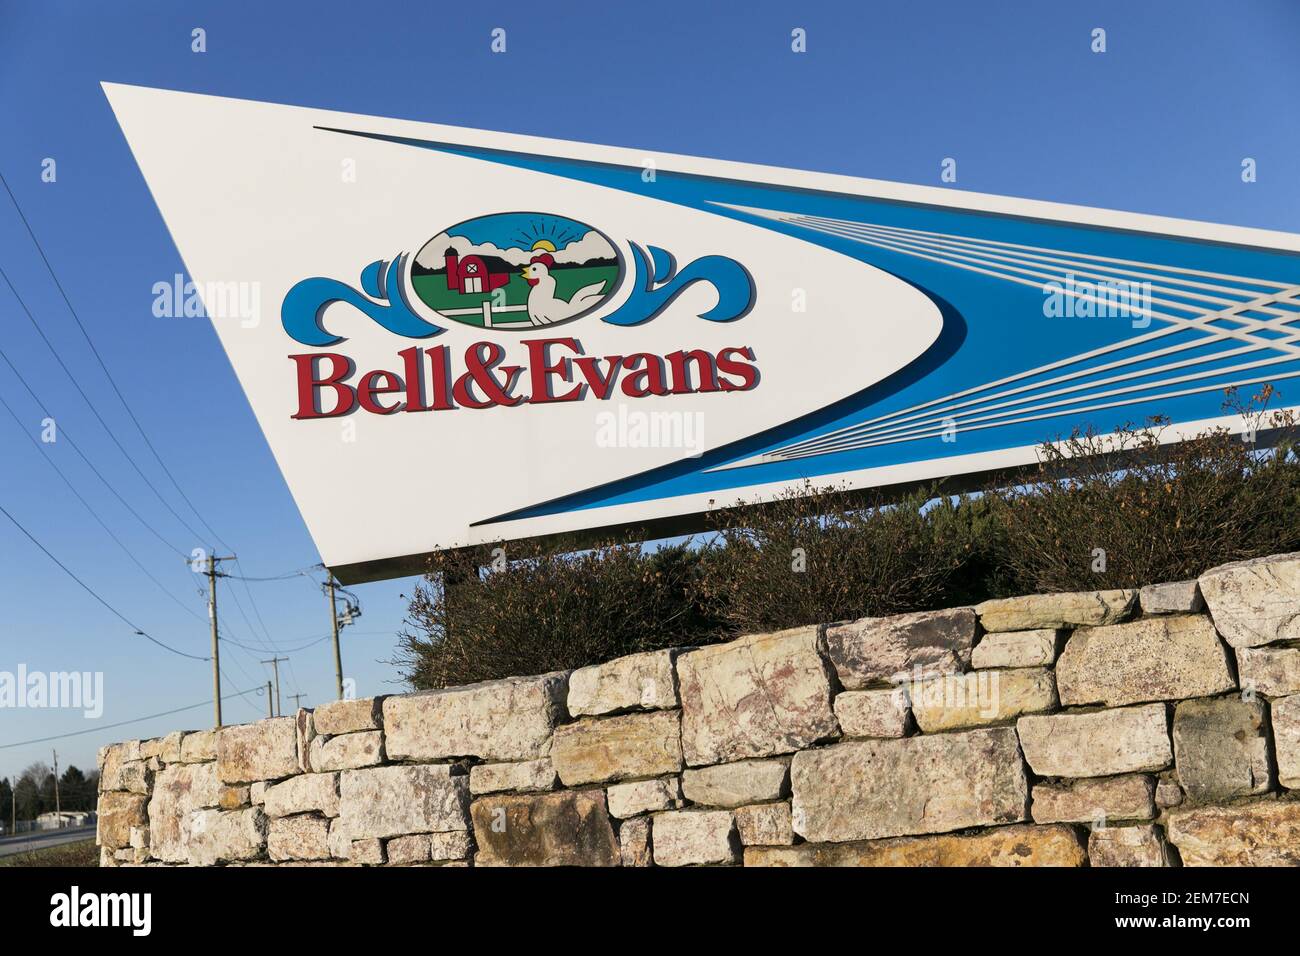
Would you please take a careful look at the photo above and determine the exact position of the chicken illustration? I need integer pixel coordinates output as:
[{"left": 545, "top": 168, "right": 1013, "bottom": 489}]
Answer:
[{"left": 520, "top": 253, "right": 607, "bottom": 325}]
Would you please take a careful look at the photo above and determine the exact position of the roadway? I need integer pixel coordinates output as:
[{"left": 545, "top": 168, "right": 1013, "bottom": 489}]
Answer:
[{"left": 0, "top": 825, "right": 96, "bottom": 858}]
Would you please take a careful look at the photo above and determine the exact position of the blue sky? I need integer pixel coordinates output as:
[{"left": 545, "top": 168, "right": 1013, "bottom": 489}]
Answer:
[
  {"left": 1, "top": 0, "right": 1298, "bottom": 783},
  {"left": 450, "top": 214, "right": 593, "bottom": 255}
]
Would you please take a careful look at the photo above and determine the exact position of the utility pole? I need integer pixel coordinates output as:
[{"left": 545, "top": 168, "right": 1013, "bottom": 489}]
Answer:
[
  {"left": 204, "top": 554, "right": 236, "bottom": 728},
  {"left": 326, "top": 575, "right": 344, "bottom": 701},
  {"left": 264, "top": 681, "right": 274, "bottom": 719},
  {"left": 261, "top": 657, "right": 288, "bottom": 717},
  {"left": 289, "top": 693, "right": 307, "bottom": 710},
  {"left": 52, "top": 750, "right": 60, "bottom": 820}
]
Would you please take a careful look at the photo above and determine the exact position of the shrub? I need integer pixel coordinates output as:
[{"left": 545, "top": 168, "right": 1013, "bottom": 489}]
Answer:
[
  {"left": 397, "top": 388, "right": 1300, "bottom": 691},
  {"left": 693, "top": 482, "right": 1007, "bottom": 634},
  {"left": 394, "top": 538, "right": 728, "bottom": 690},
  {"left": 988, "top": 391, "right": 1300, "bottom": 592}
]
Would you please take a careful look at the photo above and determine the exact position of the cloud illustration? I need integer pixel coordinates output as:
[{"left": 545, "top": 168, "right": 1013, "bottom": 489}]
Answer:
[{"left": 415, "top": 228, "right": 615, "bottom": 269}]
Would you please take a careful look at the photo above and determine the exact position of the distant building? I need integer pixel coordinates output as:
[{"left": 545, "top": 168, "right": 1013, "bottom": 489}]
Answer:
[{"left": 36, "top": 810, "right": 94, "bottom": 830}]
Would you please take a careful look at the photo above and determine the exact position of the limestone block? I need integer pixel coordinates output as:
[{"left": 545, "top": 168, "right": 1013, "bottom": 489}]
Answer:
[
  {"left": 1139, "top": 580, "right": 1204, "bottom": 615},
  {"left": 383, "top": 673, "right": 568, "bottom": 762},
  {"left": 468, "top": 758, "right": 558, "bottom": 795},
  {"left": 745, "top": 824, "right": 1085, "bottom": 866},
  {"left": 678, "top": 628, "right": 838, "bottom": 765},
  {"left": 1017, "top": 705, "right": 1171, "bottom": 778},
  {"left": 971, "top": 629, "right": 1064, "bottom": 669},
  {"left": 1166, "top": 800, "right": 1300, "bottom": 865},
  {"left": 471, "top": 790, "right": 619, "bottom": 867},
  {"left": 313, "top": 697, "right": 383, "bottom": 735},
  {"left": 734, "top": 802, "right": 794, "bottom": 846},
  {"left": 1031, "top": 775, "right": 1155, "bottom": 824},
  {"left": 606, "top": 776, "right": 684, "bottom": 819},
  {"left": 1056, "top": 615, "right": 1234, "bottom": 707},
  {"left": 567, "top": 649, "right": 678, "bottom": 716},
  {"left": 651, "top": 810, "right": 739, "bottom": 867},
  {"left": 262, "top": 772, "right": 341, "bottom": 819},
  {"left": 268, "top": 814, "right": 331, "bottom": 862},
  {"left": 832, "top": 689, "right": 911, "bottom": 738},
  {"left": 975, "top": 590, "right": 1136, "bottom": 632},
  {"left": 309, "top": 731, "right": 384, "bottom": 772},
  {"left": 550, "top": 710, "right": 683, "bottom": 786},
  {"left": 1088, "top": 824, "right": 1173, "bottom": 866},
  {"left": 217, "top": 718, "right": 299, "bottom": 784},
  {"left": 338, "top": 765, "right": 470, "bottom": 840},
  {"left": 908, "top": 668, "right": 1057, "bottom": 732},
  {"left": 1172, "top": 696, "right": 1273, "bottom": 801},
  {"left": 1199, "top": 552, "right": 1300, "bottom": 648},
  {"left": 825, "top": 609, "right": 976, "bottom": 688},
  {"left": 790, "top": 728, "right": 1028, "bottom": 843}
]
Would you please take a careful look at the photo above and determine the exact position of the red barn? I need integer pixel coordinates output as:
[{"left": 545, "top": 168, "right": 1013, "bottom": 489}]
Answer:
[{"left": 444, "top": 248, "right": 510, "bottom": 295}]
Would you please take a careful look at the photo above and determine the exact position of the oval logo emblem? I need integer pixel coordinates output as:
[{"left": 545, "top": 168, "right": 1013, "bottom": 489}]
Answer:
[{"left": 411, "top": 212, "right": 621, "bottom": 331}]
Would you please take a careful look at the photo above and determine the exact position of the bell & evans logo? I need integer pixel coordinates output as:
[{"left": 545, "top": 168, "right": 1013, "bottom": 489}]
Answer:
[{"left": 280, "top": 212, "right": 759, "bottom": 418}]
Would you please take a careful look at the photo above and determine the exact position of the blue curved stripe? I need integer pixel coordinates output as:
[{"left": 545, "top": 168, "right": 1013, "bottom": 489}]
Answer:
[
  {"left": 602, "top": 243, "right": 754, "bottom": 326},
  {"left": 282, "top": 254, "right": 444, "bottom": 346},
  {"left": 312, "top": 126, "right": 1300, "bottom": 522}
]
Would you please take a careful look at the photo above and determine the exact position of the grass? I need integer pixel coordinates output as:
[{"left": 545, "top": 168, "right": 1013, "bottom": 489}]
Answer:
[
  {"left": 0, "top": 838, "right": 99, "bottom": 867},
  {"left": 413, "top": 266, "right": 616, "bottom": 325}
]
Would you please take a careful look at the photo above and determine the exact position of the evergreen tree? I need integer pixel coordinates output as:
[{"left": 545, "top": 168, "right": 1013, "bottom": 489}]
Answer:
[{"left": 59, "top": 765, "right": 92, "bottom": 812}]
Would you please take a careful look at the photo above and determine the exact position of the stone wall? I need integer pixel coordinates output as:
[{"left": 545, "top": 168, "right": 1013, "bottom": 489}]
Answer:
[{"left": 96, "top": 551, "right": 1300, "bottom": 866}]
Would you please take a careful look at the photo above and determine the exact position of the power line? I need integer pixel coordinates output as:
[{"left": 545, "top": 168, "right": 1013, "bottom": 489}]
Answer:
[
  {"left": 196, "top": 570, "right": 283, "bottom": 707},
  {"left": 0, "top": 341, "right": 186, "bottom": 556},
  {"left": 0, "top": 390, "right": 205, "bottom": 623},
  {"left": 0, "top": 173, "right": 330, "bottom": 692},
  {"left": 222, "top": 569, "right": 275, "bottom": 651},
  {"left": 0, "top": 169, "right": 232, "bottom": 552},
  {"left": 222, "top": 633, "right": 327, "bottom": 654},
  {"left": 259, "top": 656, "right": 288, "bottom": 717},
  {"left": 0, "top": 500, "right": 208, "bottom": 661},
  {"left": 0, "top": 685, "right": 264, "bottom": 750},
  {"left": 233, "top": 557, "right": 302, "bottom": 699},
  {"left": 212, "top": 559, "right": 300, "bottom": 704},
  {"left": 219, "top": 667, "right": 267, "bottom": 721},
  {"left": 0, "top": 260, "right": 207, "bottom": 545},
  {"left": 215, "top": 626, "right": 272, "bottom": 706},
  {"left": 220, "top": 566, "right": 323, "bottom": 582},
  {"left": 219, "top": 629, "right": 392, "bottom": 655},
  {"left": 218, "top": 564, "right": 323, "bottom": 700}
]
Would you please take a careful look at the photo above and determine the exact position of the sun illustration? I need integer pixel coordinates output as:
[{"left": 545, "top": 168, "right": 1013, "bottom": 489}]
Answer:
[{"left": 412, "top": 212, "right": 620, "bottom": 331}]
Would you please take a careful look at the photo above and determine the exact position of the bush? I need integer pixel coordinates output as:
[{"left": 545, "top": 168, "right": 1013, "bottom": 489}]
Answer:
[
  {"left": 693, "top": 482, "right": 1007, "bottom": 634},
  {"left": 988, "top": 393, "right": 1300, "bottom": 592},
  {"left": 394, "top": 538, "right": 728, "bottom": 689},
  {"left": 397, "top": 388, "right": 1300, "bottom": 691}
]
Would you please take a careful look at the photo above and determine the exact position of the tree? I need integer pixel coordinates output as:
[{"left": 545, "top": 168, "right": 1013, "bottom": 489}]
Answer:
[
  {"left": 17, "top": 762, "right": 52, "bottom": 820},
  {"left": 20, "top": 761, "right": 50, "bottom": 788},
  {"left": 39, "top": 771, "right": 57, "bottom": 812},
  {"left": 13, "top": 775, "right": 40, "bottom": 822},
  {"left": 59, "top": 765, "right": 92, "bottom": 812}
]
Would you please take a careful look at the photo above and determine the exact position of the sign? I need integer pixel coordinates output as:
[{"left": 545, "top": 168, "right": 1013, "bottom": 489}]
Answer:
[{"left": 106, "top": 84, "right": 1300, "bottom": 583}]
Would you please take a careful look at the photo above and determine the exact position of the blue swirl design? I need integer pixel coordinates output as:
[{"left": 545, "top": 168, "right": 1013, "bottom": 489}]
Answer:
[
  {"left": 281, "top": 243, "right": 754, "bottom": 345},
  {"left": 601, "top": 244, "right": 754, "bottom": 326},
  {"left": 281, "top": 254, "right": 445, "bottom": 347}
]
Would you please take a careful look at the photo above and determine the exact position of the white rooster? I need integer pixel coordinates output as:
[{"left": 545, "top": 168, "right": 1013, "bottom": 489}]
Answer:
[{"left": 520, "top": 253, "right": 606, "bottom": 326}]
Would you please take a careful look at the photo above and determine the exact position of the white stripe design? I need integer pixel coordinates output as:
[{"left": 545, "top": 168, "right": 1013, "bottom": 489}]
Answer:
[{"left": 711, "top": 204, "right": 1300, "bottom": 467}]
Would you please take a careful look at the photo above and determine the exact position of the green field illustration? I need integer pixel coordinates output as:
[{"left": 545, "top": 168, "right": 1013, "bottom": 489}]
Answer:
[
  {"left": 412, "top": 266, "right": 617, "bottom": 328},
  {"left": 411, "top": 212, "right": 621, "bottom": 329}
]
